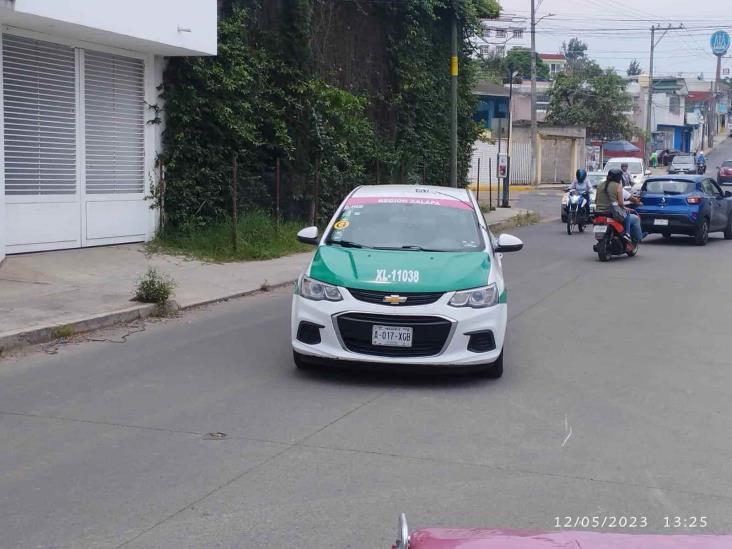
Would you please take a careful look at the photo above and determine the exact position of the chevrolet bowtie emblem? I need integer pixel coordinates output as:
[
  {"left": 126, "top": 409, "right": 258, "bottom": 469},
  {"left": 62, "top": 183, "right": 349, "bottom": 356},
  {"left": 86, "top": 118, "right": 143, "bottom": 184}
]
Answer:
[{"left": 383, "top": 294, "right": 407, "bottom": 305}]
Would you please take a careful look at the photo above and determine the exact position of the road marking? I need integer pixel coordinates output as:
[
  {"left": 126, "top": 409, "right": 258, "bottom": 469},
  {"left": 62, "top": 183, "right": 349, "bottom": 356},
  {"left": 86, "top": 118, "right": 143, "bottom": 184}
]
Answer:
[{"left": 561, "top": 414, "right": 573, "bottom": 448}]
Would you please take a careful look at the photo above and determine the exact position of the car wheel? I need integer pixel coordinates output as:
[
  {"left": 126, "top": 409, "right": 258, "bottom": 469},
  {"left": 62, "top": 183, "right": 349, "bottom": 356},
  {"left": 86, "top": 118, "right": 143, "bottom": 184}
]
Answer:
[
  {"left": 694, "top": 219, "right": 710, "bottom": 246},
  {"left": 294, "top": 351, "right": 313, "bottom": 370},
  {"left": 481, "top": 349, "right": 504, "bottom": 379},
  {"left": 725, "top": 216, "right": 732, "bottom": 240}
]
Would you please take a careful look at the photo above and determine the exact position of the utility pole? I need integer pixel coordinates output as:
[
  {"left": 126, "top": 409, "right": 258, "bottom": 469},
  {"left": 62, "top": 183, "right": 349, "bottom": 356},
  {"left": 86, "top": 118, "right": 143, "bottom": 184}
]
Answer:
[
  {"left": 712, "top": 53, "right": 723, "bottom": 148},
  {"left": 529, "top": 0, "right": 537, "bottom": 185},
  {"left": 645, "top": 24, "right": 684, "bottom": 163},
  {"left": 449, "top": 8, "right": 458, "bottom": 187}
]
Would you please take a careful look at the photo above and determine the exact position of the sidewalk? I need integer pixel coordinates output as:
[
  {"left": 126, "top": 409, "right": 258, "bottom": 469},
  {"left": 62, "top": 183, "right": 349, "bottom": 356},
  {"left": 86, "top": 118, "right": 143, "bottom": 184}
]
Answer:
[{"left": 0, "top": 207, "right": 534, "bottom": 353}]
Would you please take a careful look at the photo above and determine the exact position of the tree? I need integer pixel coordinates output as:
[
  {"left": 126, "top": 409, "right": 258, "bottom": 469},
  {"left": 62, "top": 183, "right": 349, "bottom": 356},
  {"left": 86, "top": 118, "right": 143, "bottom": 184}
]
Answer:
[
  {"left": 502, "top": 47, "right": 550, "bottom": 81},
  {"left": 546, "top": 65, "right": 636, "bottom": 142},
  {"left": 562, "top": 38, "right": 589, "bottom": 73},
  {"left": 627, "top": 59, "right": 642, "bottom": 76}
]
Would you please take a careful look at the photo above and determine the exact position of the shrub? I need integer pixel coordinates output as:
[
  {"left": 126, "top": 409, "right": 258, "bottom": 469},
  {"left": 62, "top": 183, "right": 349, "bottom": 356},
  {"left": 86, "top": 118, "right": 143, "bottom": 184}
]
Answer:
[{"left": 134, "top": 268, "right": 176, "bottom": 304}]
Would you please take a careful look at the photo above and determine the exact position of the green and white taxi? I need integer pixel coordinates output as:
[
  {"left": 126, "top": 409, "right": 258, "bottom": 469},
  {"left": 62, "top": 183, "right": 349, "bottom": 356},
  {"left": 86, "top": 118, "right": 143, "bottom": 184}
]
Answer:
[{"left": 291, "top": 185, "right": 523, "bottom": 377}]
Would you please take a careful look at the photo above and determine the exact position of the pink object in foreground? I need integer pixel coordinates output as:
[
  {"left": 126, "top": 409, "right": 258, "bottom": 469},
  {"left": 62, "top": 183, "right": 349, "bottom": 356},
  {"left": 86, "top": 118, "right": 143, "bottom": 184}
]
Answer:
[{"left": 407, "top": 529, "right": 732, "bottom": 548}]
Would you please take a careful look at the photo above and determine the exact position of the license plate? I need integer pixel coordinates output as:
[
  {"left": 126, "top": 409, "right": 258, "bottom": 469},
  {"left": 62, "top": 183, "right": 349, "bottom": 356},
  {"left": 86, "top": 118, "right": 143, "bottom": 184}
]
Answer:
[
  {"left": 654, "top": 218, "right": 669, "bottom": 226},
  {"left": 372, "top": 325, "right": 413, "bottom": 347},
  {"left": 593, "top": 224, "right": 607, "bottom": 234}
]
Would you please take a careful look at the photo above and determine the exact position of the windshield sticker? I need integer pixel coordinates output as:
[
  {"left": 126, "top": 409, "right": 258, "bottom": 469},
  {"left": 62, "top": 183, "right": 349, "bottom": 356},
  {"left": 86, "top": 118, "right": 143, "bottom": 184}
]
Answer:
[
  {"left": 333, "top": 220, "right": 350, "bottom": 230},
  {"left": 375, "top": 269, "right": 420, "bottom": 283},
  {"left": 346, "top": 196, "right": 473, "bottom": 210}
]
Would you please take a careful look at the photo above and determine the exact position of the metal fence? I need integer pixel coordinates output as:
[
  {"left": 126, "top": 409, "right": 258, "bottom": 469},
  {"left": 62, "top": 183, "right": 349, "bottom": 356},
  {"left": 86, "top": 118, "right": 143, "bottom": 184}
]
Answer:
[{"left": 469, "top": 138, "right": 532, "bottom": 185}]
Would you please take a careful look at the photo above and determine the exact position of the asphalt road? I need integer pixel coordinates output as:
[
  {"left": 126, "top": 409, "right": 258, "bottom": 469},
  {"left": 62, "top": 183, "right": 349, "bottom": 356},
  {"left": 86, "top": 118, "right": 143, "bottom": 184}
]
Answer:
[{"left": 3, "top": 192, "right": 732, "bottom": 548}]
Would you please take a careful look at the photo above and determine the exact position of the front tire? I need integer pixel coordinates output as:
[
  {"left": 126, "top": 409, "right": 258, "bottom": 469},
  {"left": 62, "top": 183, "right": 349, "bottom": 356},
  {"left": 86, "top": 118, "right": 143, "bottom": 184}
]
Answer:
[
  {"left": 694, "top": 219, "right": 710, "bottom": 246},
  {"left": 481, "top": 349, "right": 504, "bottom": 379},
  {"left": 597, "top": 233, "right": 611, "bottom": 262},
  {"left": 724, "top": 216, "right": 732, "bottom": 240}
]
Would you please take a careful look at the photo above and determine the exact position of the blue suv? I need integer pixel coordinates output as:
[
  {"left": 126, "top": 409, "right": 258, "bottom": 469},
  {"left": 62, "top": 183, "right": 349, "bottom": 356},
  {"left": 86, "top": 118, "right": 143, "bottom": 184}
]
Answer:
[{"left": 637, "top": 175, "right": 732, "bottom": 246}]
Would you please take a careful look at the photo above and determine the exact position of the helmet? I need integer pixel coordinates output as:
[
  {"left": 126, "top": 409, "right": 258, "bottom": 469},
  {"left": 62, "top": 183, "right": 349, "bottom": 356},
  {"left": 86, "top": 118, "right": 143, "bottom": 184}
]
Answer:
[
  {"left": 576, "top": 168, "right": 587, "bottom": 182},
  {"left": 607, "top": 168, "right": 623, "bottom": 183}
]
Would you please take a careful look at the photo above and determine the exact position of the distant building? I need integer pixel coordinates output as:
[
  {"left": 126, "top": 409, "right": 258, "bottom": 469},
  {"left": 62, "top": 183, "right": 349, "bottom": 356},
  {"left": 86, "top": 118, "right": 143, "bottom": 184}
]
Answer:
[
  {"left": 539, "top": 53, "right": 566, "bottom": 79},
  {"left": 475, "top": 15, "right": 528, "bottom": 58}
]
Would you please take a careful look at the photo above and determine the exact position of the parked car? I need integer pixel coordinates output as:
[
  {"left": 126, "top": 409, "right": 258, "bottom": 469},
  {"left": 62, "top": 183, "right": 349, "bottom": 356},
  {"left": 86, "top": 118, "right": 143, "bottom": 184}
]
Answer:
[
  {"left": 658, "top": 148, "right": 683, "bottom": 166},
  {"left": 717, "top": 159, "right": 732, "bottom": 185},
  {"left": 561, "top": 171, "right": 604, "bottom": 221},
  {"left": 667, "top": 155, "right": 697, "bottom": 175},
  {"left": 603, "top": 157, "right": 650, "bottom": 191},
  {"left": 392, "top": 514, "right": 732, "bottom": 548},
  {"left": 637, "top": 175, "right": 732, "bottom": 245}
]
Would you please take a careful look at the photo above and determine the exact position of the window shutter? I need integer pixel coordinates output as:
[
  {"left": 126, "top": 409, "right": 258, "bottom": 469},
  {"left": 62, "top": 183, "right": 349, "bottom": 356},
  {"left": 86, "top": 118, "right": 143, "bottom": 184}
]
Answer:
[
  {"left": 2, "top": 34, "right": 77, "bottom": 196},
  {"left": 84, "top": 50, "right": 144, "bottom": 194}
]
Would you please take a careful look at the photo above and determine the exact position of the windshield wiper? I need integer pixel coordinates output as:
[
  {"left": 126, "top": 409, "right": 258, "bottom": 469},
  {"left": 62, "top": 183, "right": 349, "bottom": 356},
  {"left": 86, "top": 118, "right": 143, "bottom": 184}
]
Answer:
[
  {"left": 372, "top": 245, "right": 444, "bottom": 252},
  {"left": 329, "top": 240, "right": 368, "bottom": 249}
]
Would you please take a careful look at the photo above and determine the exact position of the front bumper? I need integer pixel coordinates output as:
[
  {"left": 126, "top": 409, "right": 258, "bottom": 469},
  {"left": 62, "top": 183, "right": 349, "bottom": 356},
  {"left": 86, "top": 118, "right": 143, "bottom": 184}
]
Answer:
[{"left": 291, "top": 291, "right": 507, "bottom": 367}]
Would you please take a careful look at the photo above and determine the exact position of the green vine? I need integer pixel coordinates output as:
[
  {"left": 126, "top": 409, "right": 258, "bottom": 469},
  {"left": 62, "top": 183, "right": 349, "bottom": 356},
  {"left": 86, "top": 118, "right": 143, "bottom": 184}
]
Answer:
[{"left": 160, "top": 0, "right": 500, "bottom": 228}]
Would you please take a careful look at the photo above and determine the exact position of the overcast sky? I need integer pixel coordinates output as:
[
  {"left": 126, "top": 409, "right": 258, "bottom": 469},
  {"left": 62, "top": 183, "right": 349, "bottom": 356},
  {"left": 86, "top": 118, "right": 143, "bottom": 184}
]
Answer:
[{"left": 498, "top": 0, "right": 732, "bottom": 81}]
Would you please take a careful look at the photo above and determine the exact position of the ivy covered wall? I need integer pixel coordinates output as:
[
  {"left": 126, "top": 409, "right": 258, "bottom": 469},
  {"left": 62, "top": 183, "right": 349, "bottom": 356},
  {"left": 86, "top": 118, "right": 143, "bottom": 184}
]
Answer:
[{"left": 160, "top": 0, "right": 500, "bottom": 228}]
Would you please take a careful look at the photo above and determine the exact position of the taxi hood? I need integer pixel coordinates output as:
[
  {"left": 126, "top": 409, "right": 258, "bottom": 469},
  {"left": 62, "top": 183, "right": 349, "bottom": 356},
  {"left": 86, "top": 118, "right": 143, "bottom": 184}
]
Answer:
[{"left": 308, "top": 245, "right": 490, "bottom": 293}]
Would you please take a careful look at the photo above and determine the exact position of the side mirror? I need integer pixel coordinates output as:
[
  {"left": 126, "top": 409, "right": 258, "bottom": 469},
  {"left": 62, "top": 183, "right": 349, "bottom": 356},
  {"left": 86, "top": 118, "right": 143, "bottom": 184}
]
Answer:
[
  {"left": 296, "top": 226, "right": 319, "bottom": 245},
  {"left": 496, "top": 233, "right": 524, "bottom": 253},
  {"left": 726, "top": 191, "right": 732, "bottom": 198},
  {"left": 645, "top": 169, "right": 652, "bottom": 176}
]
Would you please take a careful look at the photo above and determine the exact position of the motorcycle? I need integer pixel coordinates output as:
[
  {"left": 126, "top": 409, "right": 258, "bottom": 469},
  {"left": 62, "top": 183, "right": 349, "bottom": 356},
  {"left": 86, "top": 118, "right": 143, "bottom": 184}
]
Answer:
[
  {"left": 566, "top": 190, "right": 590, "bottom": 235},
  {"left": 592, "top": 210, "right": 640, "bottom": 261},
  {"left": 697, "top": 161, "right": 707, "bottom": 174}
]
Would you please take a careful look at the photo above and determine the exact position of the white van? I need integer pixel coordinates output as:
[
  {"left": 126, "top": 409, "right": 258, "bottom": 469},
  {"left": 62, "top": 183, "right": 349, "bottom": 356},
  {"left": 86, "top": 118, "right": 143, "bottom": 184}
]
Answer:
[{"left": 603, "top": 157, "right": 651, "bottom": 191}]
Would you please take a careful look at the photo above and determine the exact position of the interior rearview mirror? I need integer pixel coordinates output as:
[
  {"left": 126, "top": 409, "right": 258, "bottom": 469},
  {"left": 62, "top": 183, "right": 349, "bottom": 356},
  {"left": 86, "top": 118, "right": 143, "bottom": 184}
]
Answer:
[
  {"left": 296, "top": 226, "right": 319, "bottom": 245},
  {"left": 496, "top": 233, "right": 524, "bottom": 253}
]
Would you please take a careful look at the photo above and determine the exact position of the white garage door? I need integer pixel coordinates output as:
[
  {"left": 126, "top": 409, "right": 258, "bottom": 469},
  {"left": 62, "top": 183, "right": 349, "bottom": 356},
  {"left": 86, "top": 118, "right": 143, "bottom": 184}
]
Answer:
[
  {"left": 2, "top": 34, "right": 80, "bottom": 252},
  {"left": 2, "top": 33, "right": 149, "bottom": 254},
  {"left": 83, "top": 49, "right": 148, "bottom": 246}
]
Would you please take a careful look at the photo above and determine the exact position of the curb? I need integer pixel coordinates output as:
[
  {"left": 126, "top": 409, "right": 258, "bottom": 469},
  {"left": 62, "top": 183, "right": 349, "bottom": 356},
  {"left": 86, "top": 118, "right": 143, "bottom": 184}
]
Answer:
[
  {"left": 0, "top": 281, "right": 296, "bottom": 355},
  {"left": 0, "top": 213, "right": 535, "bottom": 355},
  {"left": 485, "top": 209, "right": 540, "bottom": 233}
]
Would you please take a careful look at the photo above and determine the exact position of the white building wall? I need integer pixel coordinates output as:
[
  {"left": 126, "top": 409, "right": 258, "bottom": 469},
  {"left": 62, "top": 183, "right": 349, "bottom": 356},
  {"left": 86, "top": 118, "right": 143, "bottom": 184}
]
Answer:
[
  {"left": 0, "top": 2, "right": 216, "bottom": 260},
  {"left": 475, "top": 16, "right": 528, "bottom": 58},
  {"left": 0, "top": 0, "right": 217, "bottom": 55}
]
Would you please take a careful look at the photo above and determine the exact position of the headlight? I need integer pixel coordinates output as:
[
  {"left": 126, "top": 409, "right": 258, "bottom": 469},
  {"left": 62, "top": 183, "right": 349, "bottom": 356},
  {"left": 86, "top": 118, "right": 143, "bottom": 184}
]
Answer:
[
  {"left": 297, "top": 276, "right": 343, "bottom": 301},
  {"left": 449, "top": 283, "right": 499, "bottom": 309},
  {"left": 561, "top": 194, "right": 569, "bottom": 205}
]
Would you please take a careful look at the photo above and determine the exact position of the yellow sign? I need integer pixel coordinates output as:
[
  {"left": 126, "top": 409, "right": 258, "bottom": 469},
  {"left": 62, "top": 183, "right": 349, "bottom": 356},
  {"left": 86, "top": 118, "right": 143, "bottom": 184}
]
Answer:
[
  {"left": 450, "top": 55, "right": 459, "bottom": 77},
  {"left": 334, "top": 220, "right": 349, "bottom": 230}
]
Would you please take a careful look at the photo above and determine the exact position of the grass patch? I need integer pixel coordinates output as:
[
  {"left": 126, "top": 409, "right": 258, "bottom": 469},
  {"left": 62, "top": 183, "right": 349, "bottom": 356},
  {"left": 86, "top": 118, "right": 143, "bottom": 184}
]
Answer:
[
  {"left": 150, "top": 213, "right": 309, "bottom": 262},
  {"left": 53, "top": 325, "right": 75, "bottom": 339}
]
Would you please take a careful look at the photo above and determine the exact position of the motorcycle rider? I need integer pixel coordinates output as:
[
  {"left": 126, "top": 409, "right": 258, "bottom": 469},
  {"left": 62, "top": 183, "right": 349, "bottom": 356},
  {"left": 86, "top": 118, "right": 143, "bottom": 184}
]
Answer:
[
  {"left": 620, "top": 162, "right": 632, "bottom": 187},
  {"left": 595, "top": 169, "right": 643, "bottom": 250},
  {"left": 569, "top": 168, "right": 591, "bottom": 218},
  {"left": 696, "top": 150, "right": 706, "bottom": 173}
]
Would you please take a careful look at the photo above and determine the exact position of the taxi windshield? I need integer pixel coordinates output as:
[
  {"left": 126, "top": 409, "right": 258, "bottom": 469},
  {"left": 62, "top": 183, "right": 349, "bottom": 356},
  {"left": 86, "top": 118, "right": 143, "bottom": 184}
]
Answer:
[{"left": 326, "top": 197, "right": 484, "bottom": 252}]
